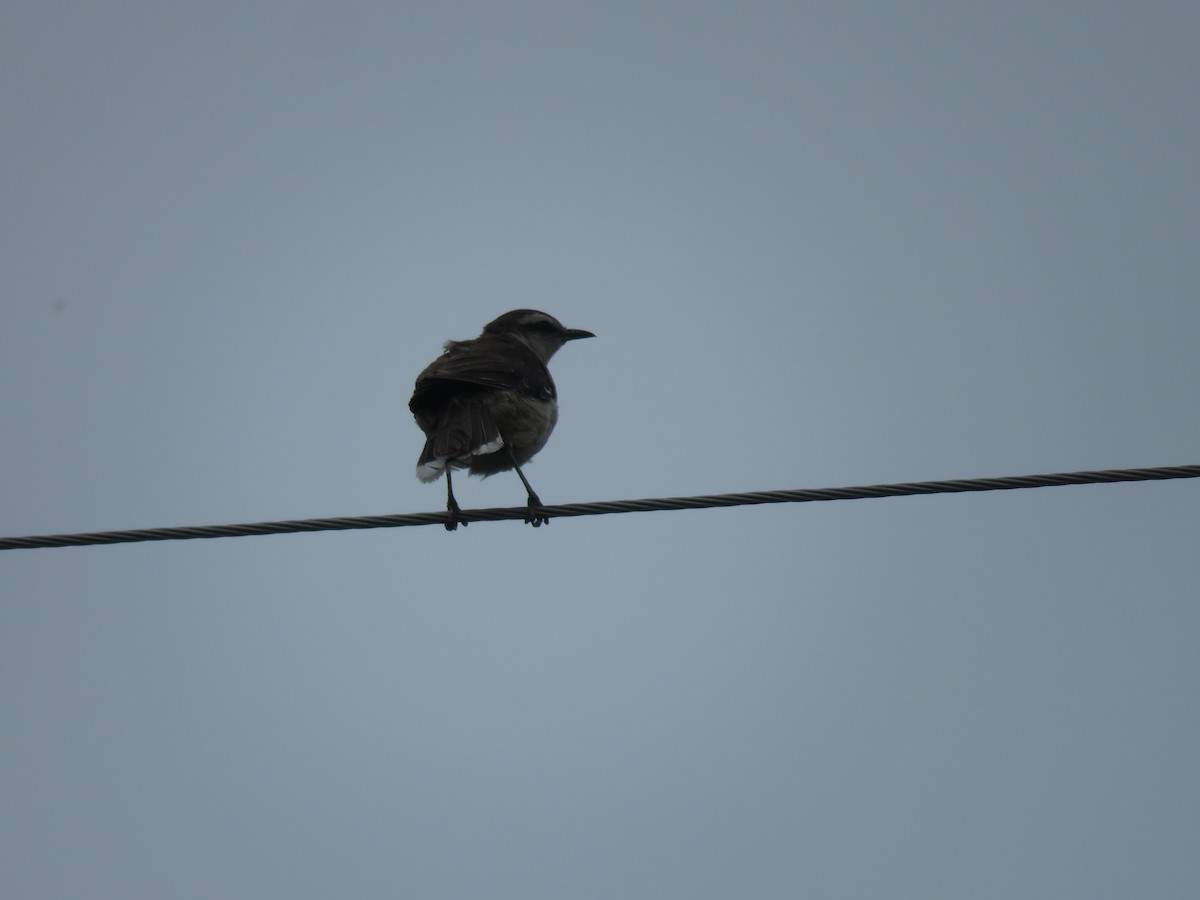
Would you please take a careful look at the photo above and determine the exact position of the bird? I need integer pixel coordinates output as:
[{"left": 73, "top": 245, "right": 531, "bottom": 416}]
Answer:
[{"left": 409, "top": 309, "right": 595, "bottom": 530}]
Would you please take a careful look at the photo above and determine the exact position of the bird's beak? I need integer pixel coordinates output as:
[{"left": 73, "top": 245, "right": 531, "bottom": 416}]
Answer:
[{"left": 562, "top": 328, "right": 596, "bottom": 341}]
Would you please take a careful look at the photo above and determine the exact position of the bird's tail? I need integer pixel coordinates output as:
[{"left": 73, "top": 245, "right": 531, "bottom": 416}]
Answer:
[{"left": 415, "top": 397, "right": 504, "bottom": 482}]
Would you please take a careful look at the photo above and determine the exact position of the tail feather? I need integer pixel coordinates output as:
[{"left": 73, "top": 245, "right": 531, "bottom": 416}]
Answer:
[{"left": 416, "top": 398, "right": 503, "bottom": 482}]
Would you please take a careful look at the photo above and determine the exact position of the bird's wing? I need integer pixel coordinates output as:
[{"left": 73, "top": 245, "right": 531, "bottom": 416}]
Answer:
[{"left": 409, "top": 336, "right": 555, "bottom": 413}]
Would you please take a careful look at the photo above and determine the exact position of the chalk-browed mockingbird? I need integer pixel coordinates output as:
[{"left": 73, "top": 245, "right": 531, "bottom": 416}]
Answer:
[{"left": 410, "top": 309, "right": 595, "bottom": 530}]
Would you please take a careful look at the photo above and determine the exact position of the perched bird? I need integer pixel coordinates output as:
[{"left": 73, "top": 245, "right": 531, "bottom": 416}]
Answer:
[{"left": 409, "top": 310, "right": 595, "bottom": 530}]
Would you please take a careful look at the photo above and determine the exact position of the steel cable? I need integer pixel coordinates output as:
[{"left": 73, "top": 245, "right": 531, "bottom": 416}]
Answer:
[{"left": 2, "top": 463, "right": 1197, "bottom": 551}]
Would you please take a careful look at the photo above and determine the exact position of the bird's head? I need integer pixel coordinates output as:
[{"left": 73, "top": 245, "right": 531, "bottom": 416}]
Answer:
[{"left": 482, "top": 309, "right": 595, "bottom": 364}]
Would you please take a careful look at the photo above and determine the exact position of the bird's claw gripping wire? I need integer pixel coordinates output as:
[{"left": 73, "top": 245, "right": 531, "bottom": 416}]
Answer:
[
  {"left": 510, "top": 455, "right": 549, "bottom": 527},
  {"left": 524, "top": 493, "right": 550, "bottom": 527},
  {"left": 444, "top": 498, "right": 466, "bottom": 531},
  {"left": 444, "top": 468, "right": 467, "bottom": 531}
]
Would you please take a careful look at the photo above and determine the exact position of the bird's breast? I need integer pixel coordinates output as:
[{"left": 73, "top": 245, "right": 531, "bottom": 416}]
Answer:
[{"left": 469, "top": 392, "right": 559, "bottom": 474}]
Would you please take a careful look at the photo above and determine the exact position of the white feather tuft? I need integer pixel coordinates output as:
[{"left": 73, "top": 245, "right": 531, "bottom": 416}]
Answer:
[
  {"left": 473, "top": 435, "right": 505, "bottom": 457},
  {"left": 416, "top": 435, "right": 504, "bottom": 482},
  {"left": 416, "top": 459, "right": 446, "bottom": 483}
]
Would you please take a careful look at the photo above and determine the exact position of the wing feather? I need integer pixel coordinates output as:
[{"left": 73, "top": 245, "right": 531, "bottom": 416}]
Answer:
[{"left": 409, "top": 335, "right": 555, "bottom": 417}]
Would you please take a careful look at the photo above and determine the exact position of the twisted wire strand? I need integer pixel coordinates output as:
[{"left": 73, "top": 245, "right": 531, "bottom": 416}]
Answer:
[{"left": 2, "top": 463, "right": 1197, "bottom": 551}]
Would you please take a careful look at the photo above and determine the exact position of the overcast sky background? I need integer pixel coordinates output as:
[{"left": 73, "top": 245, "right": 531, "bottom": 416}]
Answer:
[{"left": 2, "top": 2, "right": 1198, "bottom": 898}]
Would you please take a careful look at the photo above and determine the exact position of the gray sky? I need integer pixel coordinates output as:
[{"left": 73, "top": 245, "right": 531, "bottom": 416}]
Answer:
[{"left": 3, "top": 2, "right": 1198, "bottom": 898}]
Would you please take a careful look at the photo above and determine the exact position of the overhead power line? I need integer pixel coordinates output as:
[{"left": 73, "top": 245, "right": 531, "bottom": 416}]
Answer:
[{"left": 1, "top": 463, "right": 1197, "bottom": 552}]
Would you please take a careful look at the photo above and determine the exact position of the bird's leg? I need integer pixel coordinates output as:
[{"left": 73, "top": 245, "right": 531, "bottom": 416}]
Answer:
[
  {"left": 444, "top": 466, "right": 466, "bottom": 531},
  {"left": 508, "top": 449, "right": 548, "bottom": 527}
]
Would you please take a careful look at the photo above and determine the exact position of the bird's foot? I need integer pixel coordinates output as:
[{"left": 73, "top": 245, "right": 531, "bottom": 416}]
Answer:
[
  {"left": 524, "top": 492, "right": 549, "bottom": 527},
  {"left": 445, "top": 498, "right": 467, "bottom": 531}
]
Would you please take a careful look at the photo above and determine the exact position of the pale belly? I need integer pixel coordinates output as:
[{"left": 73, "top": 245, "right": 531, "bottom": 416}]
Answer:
[{"left": 468, "top": 393, "right": 559, "bottom": 475}]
